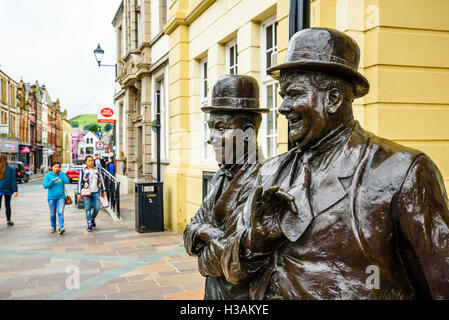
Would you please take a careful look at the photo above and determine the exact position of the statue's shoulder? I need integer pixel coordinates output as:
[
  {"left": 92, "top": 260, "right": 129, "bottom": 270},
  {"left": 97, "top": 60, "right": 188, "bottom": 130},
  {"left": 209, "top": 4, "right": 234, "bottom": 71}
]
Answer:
[{"left": 355, "top": 124, "right": 425, "bottom": 176}]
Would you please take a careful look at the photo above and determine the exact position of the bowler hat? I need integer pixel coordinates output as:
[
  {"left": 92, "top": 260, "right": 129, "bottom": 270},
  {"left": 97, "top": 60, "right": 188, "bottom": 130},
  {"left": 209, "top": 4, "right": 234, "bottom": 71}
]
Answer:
[
  {"left": 201, "top": 75, "right": 269, "bottom": 113},
  {"left": 267, "top": 28, "right": 369, "bottom": 98}
]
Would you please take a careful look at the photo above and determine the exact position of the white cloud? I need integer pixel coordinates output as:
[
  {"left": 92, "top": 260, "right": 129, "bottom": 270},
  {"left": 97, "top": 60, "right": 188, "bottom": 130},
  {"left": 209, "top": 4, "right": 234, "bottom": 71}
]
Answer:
[{"left": 0, "top": 0, "right": 122, "bottom": 118}]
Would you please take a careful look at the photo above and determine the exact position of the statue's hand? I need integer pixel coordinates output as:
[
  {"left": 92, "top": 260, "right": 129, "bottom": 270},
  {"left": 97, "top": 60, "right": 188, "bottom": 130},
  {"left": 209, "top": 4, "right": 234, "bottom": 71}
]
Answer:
[
  {"left": 250, "top": 185, "right": 298, "bottom": 251},
  {"left": 196, "top": 223, "right": 225, "bottom": 244}
]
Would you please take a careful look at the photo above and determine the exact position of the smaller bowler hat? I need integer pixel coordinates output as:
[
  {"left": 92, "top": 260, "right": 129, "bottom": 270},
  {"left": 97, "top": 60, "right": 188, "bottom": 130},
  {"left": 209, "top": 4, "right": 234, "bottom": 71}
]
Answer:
[
  {"left": 267, "top": 28, "right": 370, "bottom": 98},
  {"left": 201, "top": 75, "right": 269, "bottom": 114}
]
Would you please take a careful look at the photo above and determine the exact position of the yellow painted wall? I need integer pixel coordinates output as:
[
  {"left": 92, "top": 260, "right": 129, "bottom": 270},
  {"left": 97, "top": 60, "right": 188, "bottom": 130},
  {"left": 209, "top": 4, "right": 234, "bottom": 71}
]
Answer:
[{"left": 165, "top": 0, "right": 449, "bottom": 232}]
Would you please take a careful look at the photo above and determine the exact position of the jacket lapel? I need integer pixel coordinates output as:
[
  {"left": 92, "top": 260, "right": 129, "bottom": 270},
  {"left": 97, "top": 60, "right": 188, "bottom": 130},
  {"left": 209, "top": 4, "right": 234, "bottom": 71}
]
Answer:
[{"left": 312, "top": 123, "right": 368, "bottom": 215}]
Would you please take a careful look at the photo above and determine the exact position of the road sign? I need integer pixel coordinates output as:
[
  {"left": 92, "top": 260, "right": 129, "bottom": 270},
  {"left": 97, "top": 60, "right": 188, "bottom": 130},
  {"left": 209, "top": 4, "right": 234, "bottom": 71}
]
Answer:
[
  {"left": 98, "top": 131, "right": 103, "bottom": 139},
  {"left": 96, "top": 141, "right": 105, "bottom": 150}
]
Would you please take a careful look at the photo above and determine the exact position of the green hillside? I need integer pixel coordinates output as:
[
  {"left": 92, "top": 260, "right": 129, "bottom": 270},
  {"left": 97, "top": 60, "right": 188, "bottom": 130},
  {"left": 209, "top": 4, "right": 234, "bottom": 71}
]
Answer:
[{"left": 69, "top": 114, "right": 97, "bottom": 128}]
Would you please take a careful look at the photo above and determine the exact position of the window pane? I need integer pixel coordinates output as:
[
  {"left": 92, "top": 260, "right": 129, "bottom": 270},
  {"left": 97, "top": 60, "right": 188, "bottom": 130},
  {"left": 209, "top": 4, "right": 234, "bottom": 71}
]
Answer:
[
  {"left": 267, "top": 84, "right": 273, "bottom": 108},
  {"left": 267, "top": 137, "right": 274, "bottom": 157},
  {"left": 266, "top": 25, "right": 273, "bottom": 50},
  {"left": 268, "top": 111, "right": 274, "bottom": 135},
  {"left": 235, "top": 45, "right": 238, "bottom": 64},
  {"left": 230, "top": 46, "right": 234, "bottom": 66},
  {"left": 266, "top": 52, "right": 272, "bottom": 69},
  {"left": 274, "top": 22, "right": 278, "bottom": 47}
]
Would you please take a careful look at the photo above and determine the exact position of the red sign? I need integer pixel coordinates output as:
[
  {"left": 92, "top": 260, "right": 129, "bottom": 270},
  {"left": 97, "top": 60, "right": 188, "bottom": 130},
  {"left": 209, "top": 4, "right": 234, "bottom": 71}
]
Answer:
[
  {"left": 96, "top": 141, "right": 105, "bottom": 150},
  {"left": 98, "top": 106, "right": 117, "bottom": 123},
  {"left": 101, "top": 108, "right": 114, "bottom": 117},
  {"left": 20, "top": 146, "right": 31, "bottom": 154},
  {"left": 98, "top": 119, "right": 116, "bottom": 123}
]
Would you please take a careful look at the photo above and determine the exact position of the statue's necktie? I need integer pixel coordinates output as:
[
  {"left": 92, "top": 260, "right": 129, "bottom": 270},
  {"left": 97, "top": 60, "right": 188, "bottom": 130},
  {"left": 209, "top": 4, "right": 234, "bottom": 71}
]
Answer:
[{"left": 280, "top": 152, "right": 315, "bottom": 242}]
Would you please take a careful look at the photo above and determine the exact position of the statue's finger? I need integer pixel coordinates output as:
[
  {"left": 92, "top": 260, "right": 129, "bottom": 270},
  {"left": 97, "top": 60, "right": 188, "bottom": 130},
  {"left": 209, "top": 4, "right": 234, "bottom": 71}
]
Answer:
[
  {"left": 276, "top": 190, "right": 295, "bottom": 202},
  {"left": 251, "top": 186, "right": 263, "bottom": 219},
  {"left": 262, "top": 185, "right": 280, "bottom": 202}
]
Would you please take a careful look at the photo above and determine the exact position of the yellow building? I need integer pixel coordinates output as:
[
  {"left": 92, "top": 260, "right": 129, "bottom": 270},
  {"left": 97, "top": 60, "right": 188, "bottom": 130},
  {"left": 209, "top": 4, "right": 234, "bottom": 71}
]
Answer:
[
  {"left": 61, "top": 113, "right": 72, "bottom": 164},
  {"left": 162, "top": 0, "right": 449, "bottom": 232}
]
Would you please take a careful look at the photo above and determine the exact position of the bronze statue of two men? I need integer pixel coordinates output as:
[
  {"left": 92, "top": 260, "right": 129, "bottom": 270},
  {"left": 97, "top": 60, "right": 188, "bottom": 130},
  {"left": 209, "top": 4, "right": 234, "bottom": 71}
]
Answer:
[{"left": 184, "top": 28, "right": 449, "bottom": 300}]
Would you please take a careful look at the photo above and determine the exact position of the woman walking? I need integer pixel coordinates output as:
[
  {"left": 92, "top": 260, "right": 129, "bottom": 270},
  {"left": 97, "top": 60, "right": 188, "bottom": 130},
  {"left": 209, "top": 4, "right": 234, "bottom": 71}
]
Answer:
[
  {"left": 77, "top": 155, "right": 107, "bottom": 232},
  {"left": 43, "top": 162, "right": 69, "bottom": 234},
  {"left": 0, "top": 155, "right": 18, "bottom": 227}
]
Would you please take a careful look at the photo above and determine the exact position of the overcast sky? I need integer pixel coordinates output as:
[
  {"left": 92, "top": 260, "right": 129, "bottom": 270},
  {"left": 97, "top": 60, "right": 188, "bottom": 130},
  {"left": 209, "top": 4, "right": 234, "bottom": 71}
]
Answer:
[{"left": 0, "top": 0, "right": 122, "bottom": 119}]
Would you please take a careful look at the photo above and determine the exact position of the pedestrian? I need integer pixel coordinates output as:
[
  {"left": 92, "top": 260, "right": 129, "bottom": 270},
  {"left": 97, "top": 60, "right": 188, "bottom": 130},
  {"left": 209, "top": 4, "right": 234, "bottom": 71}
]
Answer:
[
  {"left": 107, "top": 160, "right": 115, "bottom": 176},
  {"left": 94, "top": 154, "right": 105, "bottom": 170},
  {"left": 77, "top": 155, "right": 107, "bottom": 232},
  {"left": 43, "top": 162, "right": 69, "bottom": 234},
  {"left": 0, "top": 154, "right": 18, "bottom": 227}
]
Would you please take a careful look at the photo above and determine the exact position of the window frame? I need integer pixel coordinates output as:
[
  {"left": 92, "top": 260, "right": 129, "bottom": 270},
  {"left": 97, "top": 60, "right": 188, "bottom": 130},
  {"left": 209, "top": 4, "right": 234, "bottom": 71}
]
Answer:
[
  {"left": 226, "top": 39, "right": 238, "bottom": 75},
  {"left": 200, "top": 58, "right": 210, "bottom": 162},
  {"left": 260, "top": 16, "right": 279, "bottom": 158}
]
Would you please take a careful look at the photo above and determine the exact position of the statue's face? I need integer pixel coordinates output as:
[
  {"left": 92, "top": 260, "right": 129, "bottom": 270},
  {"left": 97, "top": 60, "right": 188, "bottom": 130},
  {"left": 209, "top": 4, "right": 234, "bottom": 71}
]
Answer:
[
  {"left": 206, "top": 112, "right": 255, "bottom": 166},
  {"left": 279, "top": 73, "right": 332, "bottom": 149}
]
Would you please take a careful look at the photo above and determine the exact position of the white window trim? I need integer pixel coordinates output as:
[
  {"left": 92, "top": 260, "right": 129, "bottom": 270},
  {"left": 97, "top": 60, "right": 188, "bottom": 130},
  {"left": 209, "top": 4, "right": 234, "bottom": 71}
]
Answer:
[
  {"left": 151, "top": 70, "right": 170, "bottom": 162},
  {"left": 261, "top": 16, "right": 278, "bottom": 82},
  {"left": 226, "top": 39, "right": 238, "bottom": 75},
  {"left": 260, "top": 16, "right": 279, "bottom": 158},
  {"left": 200, "top": 58, "right": 210, "bottom": 162}
]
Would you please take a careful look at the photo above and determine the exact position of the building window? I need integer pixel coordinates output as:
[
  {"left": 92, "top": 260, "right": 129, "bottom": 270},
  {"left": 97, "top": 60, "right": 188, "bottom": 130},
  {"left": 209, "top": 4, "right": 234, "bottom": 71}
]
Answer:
[
  {"left": 226, "top": 40, "right": 238, "bottom": 75},
  {"left": 159, "top": 0, "right": 168, "bottom": 30},
  {"left": 261, "top": 17, "right": 279, "bottom": 158},
  {"left": 265, "top": 83, "right": 278, "bottom": 157},
  {"left": 264, "top": 20, "right": 278, "bottom": 72},
  {"left": 136, "top": 11, "right": 142, "bottom": 46},
  {"left": 200, "top": 59, "right": 209, "bottom": 160}
]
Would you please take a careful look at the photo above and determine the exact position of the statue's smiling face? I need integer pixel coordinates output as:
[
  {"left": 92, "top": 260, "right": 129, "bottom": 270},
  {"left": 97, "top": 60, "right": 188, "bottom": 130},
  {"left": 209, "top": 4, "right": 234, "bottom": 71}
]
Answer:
[
  {"left": 206, "top": 112, "right": 258, "bottom": 166},
  {"left": 278, "top": 73, "right": 328, "bottom": 148},
  {"left": 278, "top": 72, "right": 345, "bottom": 149}
]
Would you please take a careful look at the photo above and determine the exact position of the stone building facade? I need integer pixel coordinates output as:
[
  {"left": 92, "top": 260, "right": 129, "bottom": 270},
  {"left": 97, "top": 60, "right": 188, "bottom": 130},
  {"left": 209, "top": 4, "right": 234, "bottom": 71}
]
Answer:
[{"left": 113, "top": 0, "right": 171, "bottom": 193}]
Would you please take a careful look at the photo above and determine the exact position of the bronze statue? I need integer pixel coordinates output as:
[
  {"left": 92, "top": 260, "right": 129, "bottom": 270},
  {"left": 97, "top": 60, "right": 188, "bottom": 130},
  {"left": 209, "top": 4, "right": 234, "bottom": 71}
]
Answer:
[
  {"left": 184, "top": 75, "right": 268, "bottom": 300},
  {"left": 220, "top": 28, "right": 449, "bottom": 299}
]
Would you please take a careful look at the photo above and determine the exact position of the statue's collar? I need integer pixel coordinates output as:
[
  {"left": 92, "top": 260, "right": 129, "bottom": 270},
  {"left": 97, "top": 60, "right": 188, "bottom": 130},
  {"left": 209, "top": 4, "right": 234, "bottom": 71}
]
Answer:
[{"left": 296, "top": 120, "right": 355, "bottom": 164}]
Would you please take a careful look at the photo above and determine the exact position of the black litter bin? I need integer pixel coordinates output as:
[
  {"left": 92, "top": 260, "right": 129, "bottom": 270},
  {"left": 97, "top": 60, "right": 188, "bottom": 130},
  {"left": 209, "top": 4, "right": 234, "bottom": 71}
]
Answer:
[{"left": 135, "top": 182, "right": 164, "bottom": 233}]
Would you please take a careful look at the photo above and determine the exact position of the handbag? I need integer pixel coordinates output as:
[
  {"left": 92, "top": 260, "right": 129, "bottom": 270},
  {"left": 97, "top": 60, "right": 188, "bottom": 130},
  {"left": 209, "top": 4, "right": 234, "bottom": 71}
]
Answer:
[
  {"left": 80, "top": 169, "right": 92, "bottom": 196},
  {"left": 64, "top": 185, "right": 72, "bottom": 205},
  {"left": 101, "top": 195, "right": 109, "bottom": 208}
]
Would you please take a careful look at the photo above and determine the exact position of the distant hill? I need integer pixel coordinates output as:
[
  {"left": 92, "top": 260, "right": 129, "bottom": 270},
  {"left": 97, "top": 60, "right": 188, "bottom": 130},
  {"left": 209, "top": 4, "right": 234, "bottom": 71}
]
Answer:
[{"left": 69, "top": 114, "right": 97, "bottom": 129}]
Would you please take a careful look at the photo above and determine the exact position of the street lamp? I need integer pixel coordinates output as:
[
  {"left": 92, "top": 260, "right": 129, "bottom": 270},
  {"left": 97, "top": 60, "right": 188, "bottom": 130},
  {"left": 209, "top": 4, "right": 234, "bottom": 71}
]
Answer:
[
  {"left": 93, "top": 44, "right": 104, "bottom": 67},
  {"left": 93, "top": 43, "right": 117, "bottom": 77},
  {"left": 92, "top": 43, "right": 117, "bottom": 167}
]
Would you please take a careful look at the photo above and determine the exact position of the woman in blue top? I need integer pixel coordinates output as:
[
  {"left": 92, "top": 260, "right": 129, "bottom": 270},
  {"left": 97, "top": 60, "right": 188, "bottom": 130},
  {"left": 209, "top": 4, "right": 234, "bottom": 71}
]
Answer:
[
  {"left": 77, "top": 155, "right": 107, "bottom": 232},
  {"left": 43, "top": 162, "right": 69, "bottom": 234},
  {"left": 0, "top": 154, "right": 18, "bottom": 227}
]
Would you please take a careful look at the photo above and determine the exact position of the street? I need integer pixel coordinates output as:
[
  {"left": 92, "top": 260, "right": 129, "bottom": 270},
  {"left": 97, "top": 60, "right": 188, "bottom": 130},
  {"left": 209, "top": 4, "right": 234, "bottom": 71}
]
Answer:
[{"left": 0, "top": 178, "right": 204, "bottom": 300}]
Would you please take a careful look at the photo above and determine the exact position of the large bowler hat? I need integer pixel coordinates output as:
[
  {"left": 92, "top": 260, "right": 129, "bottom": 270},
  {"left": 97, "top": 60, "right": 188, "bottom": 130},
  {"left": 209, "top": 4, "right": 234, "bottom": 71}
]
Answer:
[
  {"left": 267, "top": 28, "right": 369, "bottom": 98},
  {"left": 201, "top": 75, "right": 269, "bottom": 113}
]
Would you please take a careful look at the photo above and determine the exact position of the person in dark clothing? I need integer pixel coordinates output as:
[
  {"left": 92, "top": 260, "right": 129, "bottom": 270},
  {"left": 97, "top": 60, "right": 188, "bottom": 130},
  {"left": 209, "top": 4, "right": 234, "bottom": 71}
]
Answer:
[
  {"left": 107, "top": 160, "right": 115, "bottom": 176},
  {"left": 0, "top": 154, "right": 18, "bottom": 227}
]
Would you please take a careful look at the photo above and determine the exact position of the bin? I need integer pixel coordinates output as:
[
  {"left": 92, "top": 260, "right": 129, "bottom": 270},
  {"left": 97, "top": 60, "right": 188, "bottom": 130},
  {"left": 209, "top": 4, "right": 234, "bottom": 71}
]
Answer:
[{"left": 135, "top": 182, "right": 164, "bottom": 233}]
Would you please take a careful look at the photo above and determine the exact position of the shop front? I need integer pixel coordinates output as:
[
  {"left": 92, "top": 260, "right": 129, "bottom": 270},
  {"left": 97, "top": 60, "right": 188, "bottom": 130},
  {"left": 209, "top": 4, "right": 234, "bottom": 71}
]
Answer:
[
  {"left": 0, "top": 138, "right": 19, "bottom": 161},
  {"left": 19, "top": 145, "right": 31, "bottom": 165}
]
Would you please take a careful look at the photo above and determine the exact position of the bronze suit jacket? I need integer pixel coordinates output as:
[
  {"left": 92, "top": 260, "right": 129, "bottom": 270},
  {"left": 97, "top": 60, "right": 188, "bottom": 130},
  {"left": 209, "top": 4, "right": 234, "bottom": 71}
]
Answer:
[
  {"left": 184, "top": 158, "right": 262, "bottom": 300},
  {"left": 222, "top": 122, "right": 449, "bottom": 299}
]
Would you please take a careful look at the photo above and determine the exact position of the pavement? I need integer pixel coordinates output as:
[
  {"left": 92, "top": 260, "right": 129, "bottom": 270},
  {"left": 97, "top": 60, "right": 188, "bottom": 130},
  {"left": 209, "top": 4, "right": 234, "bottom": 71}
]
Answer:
[{"left": 0, "top": 178, "right": 205, "bottom": 300}]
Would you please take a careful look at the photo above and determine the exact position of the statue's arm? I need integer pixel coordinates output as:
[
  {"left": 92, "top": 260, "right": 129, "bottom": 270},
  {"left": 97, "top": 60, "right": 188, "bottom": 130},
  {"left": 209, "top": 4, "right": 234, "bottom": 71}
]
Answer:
[
  {"left": 183, "top": 203, "right": 209, "bottom": 257},
  {"left": 395, "top": 154, "right": 449, "bottom": 299}
]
